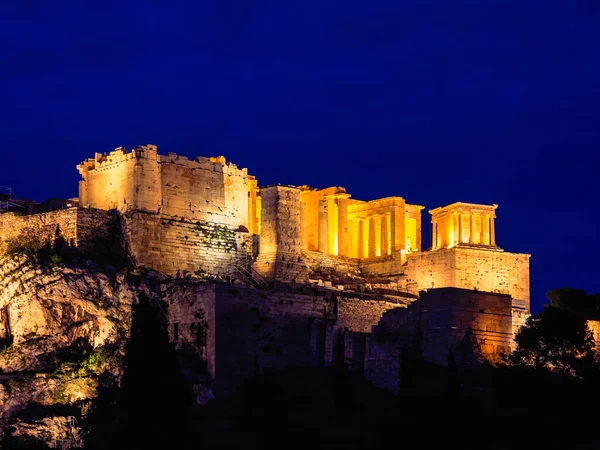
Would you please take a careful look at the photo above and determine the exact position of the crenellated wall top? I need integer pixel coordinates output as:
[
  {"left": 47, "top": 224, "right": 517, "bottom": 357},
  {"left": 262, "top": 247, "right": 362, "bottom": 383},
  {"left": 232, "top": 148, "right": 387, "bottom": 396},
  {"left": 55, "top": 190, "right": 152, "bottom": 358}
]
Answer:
[{"left": 77, "top": 145, "right": 248, "bottom": 177}]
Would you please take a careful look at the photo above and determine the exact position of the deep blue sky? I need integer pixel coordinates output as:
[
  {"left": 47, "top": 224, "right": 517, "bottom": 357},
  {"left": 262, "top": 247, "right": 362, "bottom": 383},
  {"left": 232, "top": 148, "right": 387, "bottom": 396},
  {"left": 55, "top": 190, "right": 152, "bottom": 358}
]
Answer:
[{"left": 1, "top": 1, "right": 599, "bottom": 313}]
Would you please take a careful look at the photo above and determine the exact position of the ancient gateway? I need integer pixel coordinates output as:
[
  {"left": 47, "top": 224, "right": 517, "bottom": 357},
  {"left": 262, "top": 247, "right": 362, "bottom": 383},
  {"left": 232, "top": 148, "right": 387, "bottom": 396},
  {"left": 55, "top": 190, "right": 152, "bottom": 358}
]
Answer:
[{"left": 1, "top": 145, "right": 531, "bottom": 393}]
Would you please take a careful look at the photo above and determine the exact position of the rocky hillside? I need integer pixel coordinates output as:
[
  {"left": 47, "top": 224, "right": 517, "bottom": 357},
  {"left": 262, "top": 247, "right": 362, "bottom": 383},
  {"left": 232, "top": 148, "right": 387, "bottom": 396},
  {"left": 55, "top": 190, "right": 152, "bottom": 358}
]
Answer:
[{"left": 0, "top": 252, "right": 139, "bottom": 447}]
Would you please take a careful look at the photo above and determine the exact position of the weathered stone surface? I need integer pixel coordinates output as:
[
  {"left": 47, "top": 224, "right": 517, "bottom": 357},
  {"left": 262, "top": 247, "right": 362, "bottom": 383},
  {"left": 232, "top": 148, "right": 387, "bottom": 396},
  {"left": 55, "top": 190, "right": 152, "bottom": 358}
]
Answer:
[
  {"left": 77, "top": 146, "right": 255, "bottom": 229},
  {"left": 0, "top": 208, "right": 110, "bottom": 256},
  {"left": 121, "top": 212, "right": 255, "bottom": 277},
  {"left": 365, "top": 288, "right": 517, "bottom": 392},
  {"left": 0, "top": 255, "right": 136, "bottom": 445},
  {"left": 406, "top": 247, "right": 530, "bottom": 308}
]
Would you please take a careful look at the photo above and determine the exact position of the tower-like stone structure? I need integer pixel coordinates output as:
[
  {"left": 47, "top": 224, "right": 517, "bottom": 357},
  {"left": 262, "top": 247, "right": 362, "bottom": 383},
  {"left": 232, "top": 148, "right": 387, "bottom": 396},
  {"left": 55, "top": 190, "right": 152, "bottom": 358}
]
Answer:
[
  {"left": 77, "top": 145, "right": 256, "bottom": 229},
  {"left": 407, "top": 202, "right": 530, "bottom": 313},
  {"left": 254, "top": 185, "right": 308, "bottom": 283}
]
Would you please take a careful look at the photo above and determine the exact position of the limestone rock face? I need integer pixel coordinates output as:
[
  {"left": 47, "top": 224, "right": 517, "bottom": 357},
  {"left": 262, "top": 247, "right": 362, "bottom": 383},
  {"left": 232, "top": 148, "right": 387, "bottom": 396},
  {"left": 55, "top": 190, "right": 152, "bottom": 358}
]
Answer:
[{"left": 0, "top": 255, "right": 138, "bottom": 446}]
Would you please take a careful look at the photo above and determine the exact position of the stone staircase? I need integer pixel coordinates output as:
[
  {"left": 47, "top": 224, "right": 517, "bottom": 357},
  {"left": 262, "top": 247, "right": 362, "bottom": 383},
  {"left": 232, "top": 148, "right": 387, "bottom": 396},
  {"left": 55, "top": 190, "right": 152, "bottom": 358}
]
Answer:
[{"left": 226, "top": 257, "right": 271, "bottom": 289}]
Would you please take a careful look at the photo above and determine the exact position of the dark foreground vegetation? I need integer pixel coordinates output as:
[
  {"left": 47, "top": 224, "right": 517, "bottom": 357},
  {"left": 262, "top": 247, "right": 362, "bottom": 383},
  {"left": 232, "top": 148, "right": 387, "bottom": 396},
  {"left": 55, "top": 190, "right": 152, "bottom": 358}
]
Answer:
[
  {"left": 4, "top": 283, "right": 600, "bottom": 449},
  {"left": 83, "top": 288, "right": 600, "bottom": 450}
]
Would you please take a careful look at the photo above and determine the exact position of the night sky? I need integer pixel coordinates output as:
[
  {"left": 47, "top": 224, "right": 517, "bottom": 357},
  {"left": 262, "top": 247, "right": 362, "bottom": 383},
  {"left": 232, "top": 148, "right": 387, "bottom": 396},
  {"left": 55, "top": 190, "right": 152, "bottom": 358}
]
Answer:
[{"left": 1, "top": 1, "right": 599, "bottom": 313}]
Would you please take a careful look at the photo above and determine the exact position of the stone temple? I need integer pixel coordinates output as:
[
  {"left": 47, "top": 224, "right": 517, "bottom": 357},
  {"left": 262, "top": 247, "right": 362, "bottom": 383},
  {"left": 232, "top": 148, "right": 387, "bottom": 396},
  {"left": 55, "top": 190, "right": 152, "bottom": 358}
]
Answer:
[{"left": 0, "top": 145, "right": 531, "bottom": 394}]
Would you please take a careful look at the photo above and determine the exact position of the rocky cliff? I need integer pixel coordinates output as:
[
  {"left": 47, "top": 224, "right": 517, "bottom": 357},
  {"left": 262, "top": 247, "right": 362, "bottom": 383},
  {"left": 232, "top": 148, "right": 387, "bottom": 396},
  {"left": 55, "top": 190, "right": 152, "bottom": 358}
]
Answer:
[{"left": 0, "top": 252, "right": 139, "bottom": 447}]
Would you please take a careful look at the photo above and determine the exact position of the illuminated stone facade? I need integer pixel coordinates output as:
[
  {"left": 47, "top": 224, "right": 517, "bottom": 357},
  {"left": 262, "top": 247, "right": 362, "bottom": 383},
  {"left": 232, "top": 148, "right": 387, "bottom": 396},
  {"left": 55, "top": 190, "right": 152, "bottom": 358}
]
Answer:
[
  {"left": 75, "top": 146, "right": 530, "bottom": 307},
  {"left": 298, "top": 186, "right": 423, "bottom": 260},
  {"left": 77, "top": 145, "right": 260, "bottom": 231},
  {"left": 0, "top": 145, "right": 533, "bottom": 393}
]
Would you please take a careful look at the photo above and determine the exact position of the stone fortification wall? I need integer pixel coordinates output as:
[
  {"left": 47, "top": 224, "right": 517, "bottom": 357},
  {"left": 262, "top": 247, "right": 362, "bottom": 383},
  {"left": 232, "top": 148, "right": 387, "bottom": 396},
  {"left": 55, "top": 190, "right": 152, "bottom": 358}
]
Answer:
[
  {"left": 406, "top": 247, "right": 530, "bottom": 311},
  {"left": 0, "top": 209, "right": 78, "bottom": 251},
  {"left": 0, "top": 208, "right": 110, "bottom": 253},
  {"left": 512, "top": 299, "right": 528, "bottom": 342},
  {"left": 337, "top": 297, "right": 406, "bottom": 374},
  {"left": 255, "top": 186, "right": 308, "bottom": 283},
  {"left": 413, "top": 288, "right": 514, "bottom": 366},
  {"left": 364, "top": 335, "right": 413, "bottom": 393},
  {"left": 364, "top": 307, "right": 414, "bottom": 392},
  {"left": 364, "top": 289, "right": 515, "bottom": 392},
  {"left": 213, "top": 284, "right": 338, "bottom": 395},
  {"left": 163, "top": 281, "right": 410, "bottom": 396},
  {"left": 78, "top": 146, "right": 253, "bottom": 228},
  {"left": 359, "top": 252, "right": 407, "bottom": 280},
  {"left": 164, "top": 282, "right": 217, "bottom": 383},
  {"left": 121, "top": 212, "right": 255, "bottom": 277},
  {"left": 158, "top": 153, "right": 249, "bottom": 227},
  {"left": 337, "top": 298, "right": 404, "bottom": 334}
]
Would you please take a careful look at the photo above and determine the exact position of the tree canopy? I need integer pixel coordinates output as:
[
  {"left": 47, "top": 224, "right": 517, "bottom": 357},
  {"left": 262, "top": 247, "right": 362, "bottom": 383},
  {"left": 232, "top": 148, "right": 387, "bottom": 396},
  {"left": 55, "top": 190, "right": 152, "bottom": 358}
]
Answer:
[{"left": 508, "top": 289, "right": 598, "bottom": 375}]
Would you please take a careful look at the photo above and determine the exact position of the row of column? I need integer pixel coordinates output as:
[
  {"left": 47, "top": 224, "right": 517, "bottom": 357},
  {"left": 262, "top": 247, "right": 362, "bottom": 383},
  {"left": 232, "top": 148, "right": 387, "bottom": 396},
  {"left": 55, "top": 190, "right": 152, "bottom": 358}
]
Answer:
[
  {"left": 347, "top": 215, "right": 390, "bottom": 258},
  {"left": 309, "top": 197, "right": 406, "bottom": 258},
  {"left": 317, "top": 196, "right": 349, "bottom": 255},
  {"left": 343, "top": 212, "right": 401, "bottom": 258},
  {"left": 432, "top": 212, "right": 496, "bottom": 249}
]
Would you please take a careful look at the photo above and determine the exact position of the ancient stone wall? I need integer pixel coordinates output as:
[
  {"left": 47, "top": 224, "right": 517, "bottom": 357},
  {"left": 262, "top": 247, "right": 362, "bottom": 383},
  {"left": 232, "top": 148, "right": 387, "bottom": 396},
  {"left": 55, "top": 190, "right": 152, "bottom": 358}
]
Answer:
[
  {"left": 344, "top": 332, "right": 369, "bottom": 371},
  {"left": 414, "top": 288, "right": 514, "bottom": 366},
  {"left": 364, "top": 289, "right": 515, "bottom": 392},
  {"left": 359, "top": 252, "right": 407, "bottom": 281},
  {"left": 406, "top": 247, "right": 530, "bottom": 310},
  {"left": 0, "top": 208, "right": 110, "bottom": 253},
  {"left": 162, "top": 281, "right": 410, "bottom": 396},
  {"left": 255, "top": 185, "right": 308, "bottom": 283},
  {"left": 363, "top": 307, "right": 413, "bottom": 392},
  {"left": 212, "top": 284, "right": 338, "bottom": 395},
  {"left": 511, "top": 299, "right": 529, "bottom": 344},
  {"left": 337, "top": 298, "right": 403, "bottom": 333},
  {"left": 164, "top": 282, "right": 217, "bottom": 383},
  {"left": 121, "top": 212, "right": 254, "bottom": 277},
  {"left": 78, "top": 148, "right": 140, "bottom": 212},
  {"left": 78, "top": 146, "right": 254, "bottom": 228}
]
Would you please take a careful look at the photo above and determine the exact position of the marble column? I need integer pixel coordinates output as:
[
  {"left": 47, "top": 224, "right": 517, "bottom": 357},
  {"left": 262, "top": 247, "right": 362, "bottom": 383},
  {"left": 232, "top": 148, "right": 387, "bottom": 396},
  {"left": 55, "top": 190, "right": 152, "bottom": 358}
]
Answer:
[
  {"left": 490, "top": 216, "right": 496, "bottom": 246},
  {"left": 348, "top": 219, "right": 354, "bottom": 257},
  {"left": 479, "top": 214, "right": 485, "bottom": 245},
  {"left": 318, "top": 198, "right": 328, "bottom": 253},
  {"left": 369, "top": 216, "right": 377, "bottom": 257},
  {"left": 381, "top": 214, "right": 389, "bottom": 256},
  {"left": 337, "top": 196, "right": 349, "bottom": 257},
  {"left": 390, "top": 205, "right": 404, "bottom": 253},
  {"left": 300, "top": 201, "right": 308, "bottom": 251},
  {"left": 469, "top": 213, "right": 474, "bottom": 244},
  {"left": 357, "top": 219, "right": 364, "bottom": 258},
  {"left": 457, "top": 212, "right": 463, "bottom": 245}
]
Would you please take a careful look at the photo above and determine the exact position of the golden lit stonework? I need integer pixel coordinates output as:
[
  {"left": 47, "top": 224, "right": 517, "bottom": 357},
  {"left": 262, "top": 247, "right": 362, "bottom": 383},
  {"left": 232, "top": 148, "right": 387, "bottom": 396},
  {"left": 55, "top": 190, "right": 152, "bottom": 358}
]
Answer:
[
  {"left": 71, "top": 146, "right": 530, "bottom": 312},
  {"left": 430, "top": 202, "right": 497, "bottom": 250}
]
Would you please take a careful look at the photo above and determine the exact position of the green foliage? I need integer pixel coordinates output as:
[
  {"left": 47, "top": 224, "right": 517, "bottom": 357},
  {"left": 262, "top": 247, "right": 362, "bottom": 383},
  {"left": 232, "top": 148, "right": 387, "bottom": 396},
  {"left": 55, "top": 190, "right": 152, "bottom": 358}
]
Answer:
[
  {"left": 508, "top": 305, "right": 595, "bottom": 375},
  {"left": 4, "top": 231, "right": 68, "bottom": 269},
  {"left": 4, "top": 233, "right": 51, "bottom": 261},
  {"left": 195, "top": 222, "right": 237, "bottom": 251},
  {"left": 77, "top": 347, "right": 113, "bottom": 377}
]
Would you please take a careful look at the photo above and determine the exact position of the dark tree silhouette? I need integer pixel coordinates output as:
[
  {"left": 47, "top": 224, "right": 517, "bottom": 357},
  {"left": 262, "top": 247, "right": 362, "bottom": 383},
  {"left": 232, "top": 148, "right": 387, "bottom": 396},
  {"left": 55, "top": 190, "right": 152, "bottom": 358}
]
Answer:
[{"left": 508, "top": 305, "right": 595, "bottom": 375}]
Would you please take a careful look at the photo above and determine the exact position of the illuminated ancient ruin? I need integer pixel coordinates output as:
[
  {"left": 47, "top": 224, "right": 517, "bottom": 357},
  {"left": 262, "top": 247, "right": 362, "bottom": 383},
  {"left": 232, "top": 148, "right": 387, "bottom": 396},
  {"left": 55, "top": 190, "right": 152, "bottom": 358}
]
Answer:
[
  {"left": 0, "top": 145, "right": 532, "bottom": 394},
  {"left": 75, "top": 145, "right": 529, "bottom": 308}
]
